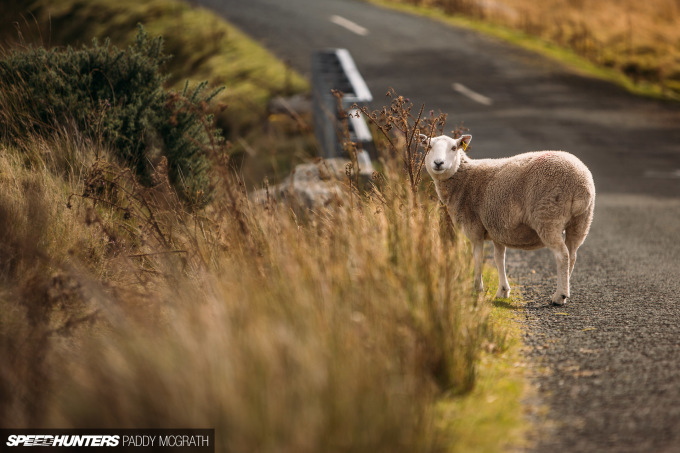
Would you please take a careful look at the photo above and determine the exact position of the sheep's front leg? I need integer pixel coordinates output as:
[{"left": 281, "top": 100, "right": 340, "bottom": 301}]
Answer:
[
  {"left": 549, "top": 242, "right": 571, "bottom": 305},
  {"left": 472, "top": 240, "right": 484, "bottom": 293},
  {"left": 493, "top": 242, "right": 511, "bottom": 299}
]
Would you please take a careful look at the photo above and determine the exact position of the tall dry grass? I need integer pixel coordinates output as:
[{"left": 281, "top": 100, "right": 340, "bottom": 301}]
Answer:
[{"left": 0, "top": 89, "right": 503, "bottom": 451}]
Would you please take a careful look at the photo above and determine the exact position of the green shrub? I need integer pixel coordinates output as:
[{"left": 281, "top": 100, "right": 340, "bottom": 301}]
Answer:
[{"left": 0, "top": 25, "right": 222, "bottom": 205}]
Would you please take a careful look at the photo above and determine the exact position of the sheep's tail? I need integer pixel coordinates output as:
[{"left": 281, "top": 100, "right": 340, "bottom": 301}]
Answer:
[
  {"left": 569, "top": 166, "right": 596, "bottom": 218},
  {"left": 571, "top": 196, "right": 590, "bottom": 217},
  {"left": 570, "top": 184, "right": 595, "bottom": 219}
]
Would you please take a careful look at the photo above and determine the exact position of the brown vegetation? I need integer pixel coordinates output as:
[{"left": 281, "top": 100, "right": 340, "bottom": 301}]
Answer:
[
  {"left": 382, "top": 0, "right": 680, "bottom": 97},
  {"left": 0, "top": 79, "right": 509, "bottom": 450},
  {"left": 0, "top": 2, "right": 523, "bottom": 448}
]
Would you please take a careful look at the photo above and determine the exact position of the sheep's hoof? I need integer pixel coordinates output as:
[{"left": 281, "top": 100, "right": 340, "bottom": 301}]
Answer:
[
  {"left": 495, "top": 286, "right": 511, "bottom": 299},
  {"left": 551, "top": 293, "right": 568, "bottom": 306}
]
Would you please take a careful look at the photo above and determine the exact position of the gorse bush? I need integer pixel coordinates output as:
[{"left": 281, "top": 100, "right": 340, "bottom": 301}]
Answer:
[
  {"left": 0, "top": 26, "right": 222, "bottom": 205},
  {"left": 0, "top": 0, "right": 309, "bottom": 139}
]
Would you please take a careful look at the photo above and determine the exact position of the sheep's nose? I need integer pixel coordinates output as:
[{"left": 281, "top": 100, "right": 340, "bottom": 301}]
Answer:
[{"left": 433, "top": 160, "right": 444, "bottom": 169}]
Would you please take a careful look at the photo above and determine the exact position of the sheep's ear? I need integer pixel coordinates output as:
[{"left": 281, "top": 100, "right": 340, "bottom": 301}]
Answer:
[
  {"left": 418, "top": 134, "right": 430, "bottom": 146},
  {"left": 458, "top": 135, "right": 472, "bottom": 151}
]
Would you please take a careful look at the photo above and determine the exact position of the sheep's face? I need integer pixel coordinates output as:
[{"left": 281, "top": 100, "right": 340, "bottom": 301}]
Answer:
[{"left": 420, "top": 134, "right": 472, "bottom": 181}]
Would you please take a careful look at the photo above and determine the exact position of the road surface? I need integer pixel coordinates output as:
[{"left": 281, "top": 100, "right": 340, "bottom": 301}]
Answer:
[{"left": 196, "top": 0, "right": 680, "bottom": 451}]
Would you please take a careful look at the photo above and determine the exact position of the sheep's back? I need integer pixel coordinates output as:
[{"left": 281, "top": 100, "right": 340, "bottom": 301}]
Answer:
[{"left": 478, "top": 151, "right": 594, "bottom": 244}]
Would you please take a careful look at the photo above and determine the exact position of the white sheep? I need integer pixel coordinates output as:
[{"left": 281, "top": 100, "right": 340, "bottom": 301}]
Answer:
[{"left": 420, "top": 134, "right": 595, "bottom": 305}]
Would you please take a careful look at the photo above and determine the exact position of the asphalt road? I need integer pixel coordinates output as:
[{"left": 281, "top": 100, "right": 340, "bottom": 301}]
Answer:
[{"left": 196, "top": 0, "right": 680, "bottom": 451}]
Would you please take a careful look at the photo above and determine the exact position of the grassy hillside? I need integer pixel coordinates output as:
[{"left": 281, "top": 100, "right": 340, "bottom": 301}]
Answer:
[
  {"left": 0, "top": 0, "right": 316, "bottom": 185},
  {"left": 0, "top": 0, "right": 308, "bottom": 135},
  {"left": 372, "top": 0, "right": 680, "bottom": 100}
]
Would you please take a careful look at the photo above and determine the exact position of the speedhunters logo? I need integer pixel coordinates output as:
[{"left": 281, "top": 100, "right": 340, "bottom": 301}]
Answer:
[
  {"left": 6, "top": 435, "right": 120, "bottom": 447},
  {"left": 1, "top": 430, "right": 214, "bottom": 451}
]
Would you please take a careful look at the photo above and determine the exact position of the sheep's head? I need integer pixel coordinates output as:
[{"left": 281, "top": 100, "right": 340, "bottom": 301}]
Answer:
[{"left": 420, "top": 134, "right": 472, "bottom": 181}]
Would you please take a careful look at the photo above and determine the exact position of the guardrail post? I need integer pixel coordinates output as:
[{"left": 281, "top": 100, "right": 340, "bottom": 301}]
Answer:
[{"left": 311, "top": 49, "right": 374, "bottom": 165}]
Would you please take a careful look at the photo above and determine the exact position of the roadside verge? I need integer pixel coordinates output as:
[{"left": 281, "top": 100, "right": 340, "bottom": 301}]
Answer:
[{"left": 365, "top": 0, "right": 680, "bottom": 102}]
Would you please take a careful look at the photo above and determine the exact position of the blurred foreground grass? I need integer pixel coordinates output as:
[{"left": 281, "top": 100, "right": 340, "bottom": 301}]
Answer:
[
  {"left": 0, "top": 1, "right": 529, "bottom": 451},
  {"left": 0, "top": 127, "right": 527, "bottom": 451}
]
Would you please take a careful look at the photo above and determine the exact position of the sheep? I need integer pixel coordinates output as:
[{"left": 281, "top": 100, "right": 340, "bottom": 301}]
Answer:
[{"left": 420, "top": 134, "right": 595, "bottom": 305}]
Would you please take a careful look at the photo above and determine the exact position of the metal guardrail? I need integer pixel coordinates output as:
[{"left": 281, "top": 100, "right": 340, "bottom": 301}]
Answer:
[{"left": 311, "top": 49, "right": 374, "bottom": 166}]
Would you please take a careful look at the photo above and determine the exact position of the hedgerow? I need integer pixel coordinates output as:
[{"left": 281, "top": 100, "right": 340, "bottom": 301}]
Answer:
[{"left": 0, "top": 25, "right": 222, "bottom": 205}]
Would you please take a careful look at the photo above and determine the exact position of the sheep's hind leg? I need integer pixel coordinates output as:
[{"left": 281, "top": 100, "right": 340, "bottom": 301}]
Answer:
[
  {"left": 549, "top": 242, "right": 571, "bottom": 305},
  {"left": 539, "top": 229, "right": 571, "bottom": 305},
  {"left": 493, "top": 242, "right": 511, "bottom": 299},
  {"left": 565, "top": 208, "right": 593, "bottom": 278},
  {"left": 472, "top": 240, "right": 485, "bottom": 293},
  {"left": 565, "top": 235, "right": 580, "bottom": 278}
]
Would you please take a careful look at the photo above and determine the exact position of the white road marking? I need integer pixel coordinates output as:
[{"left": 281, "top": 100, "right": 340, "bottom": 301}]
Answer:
[
  {"left": 643, "top": 169, "right": 680, "bottom": 179},
  {"left": 452, "top": 82, "right": 493, "bottom": 106},
  {"left": 330, "top": 15, "right": 369, "bottom": 36}
]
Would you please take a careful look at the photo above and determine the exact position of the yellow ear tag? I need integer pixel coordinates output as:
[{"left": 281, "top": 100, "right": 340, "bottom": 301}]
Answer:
[{"left": 462, "top": 141, "right": 468, "bottom": 151}]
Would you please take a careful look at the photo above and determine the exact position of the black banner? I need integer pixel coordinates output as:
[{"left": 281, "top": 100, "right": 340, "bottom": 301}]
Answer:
[{"left": 0, "top": 430, "right": 214, "bottom": 452}]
